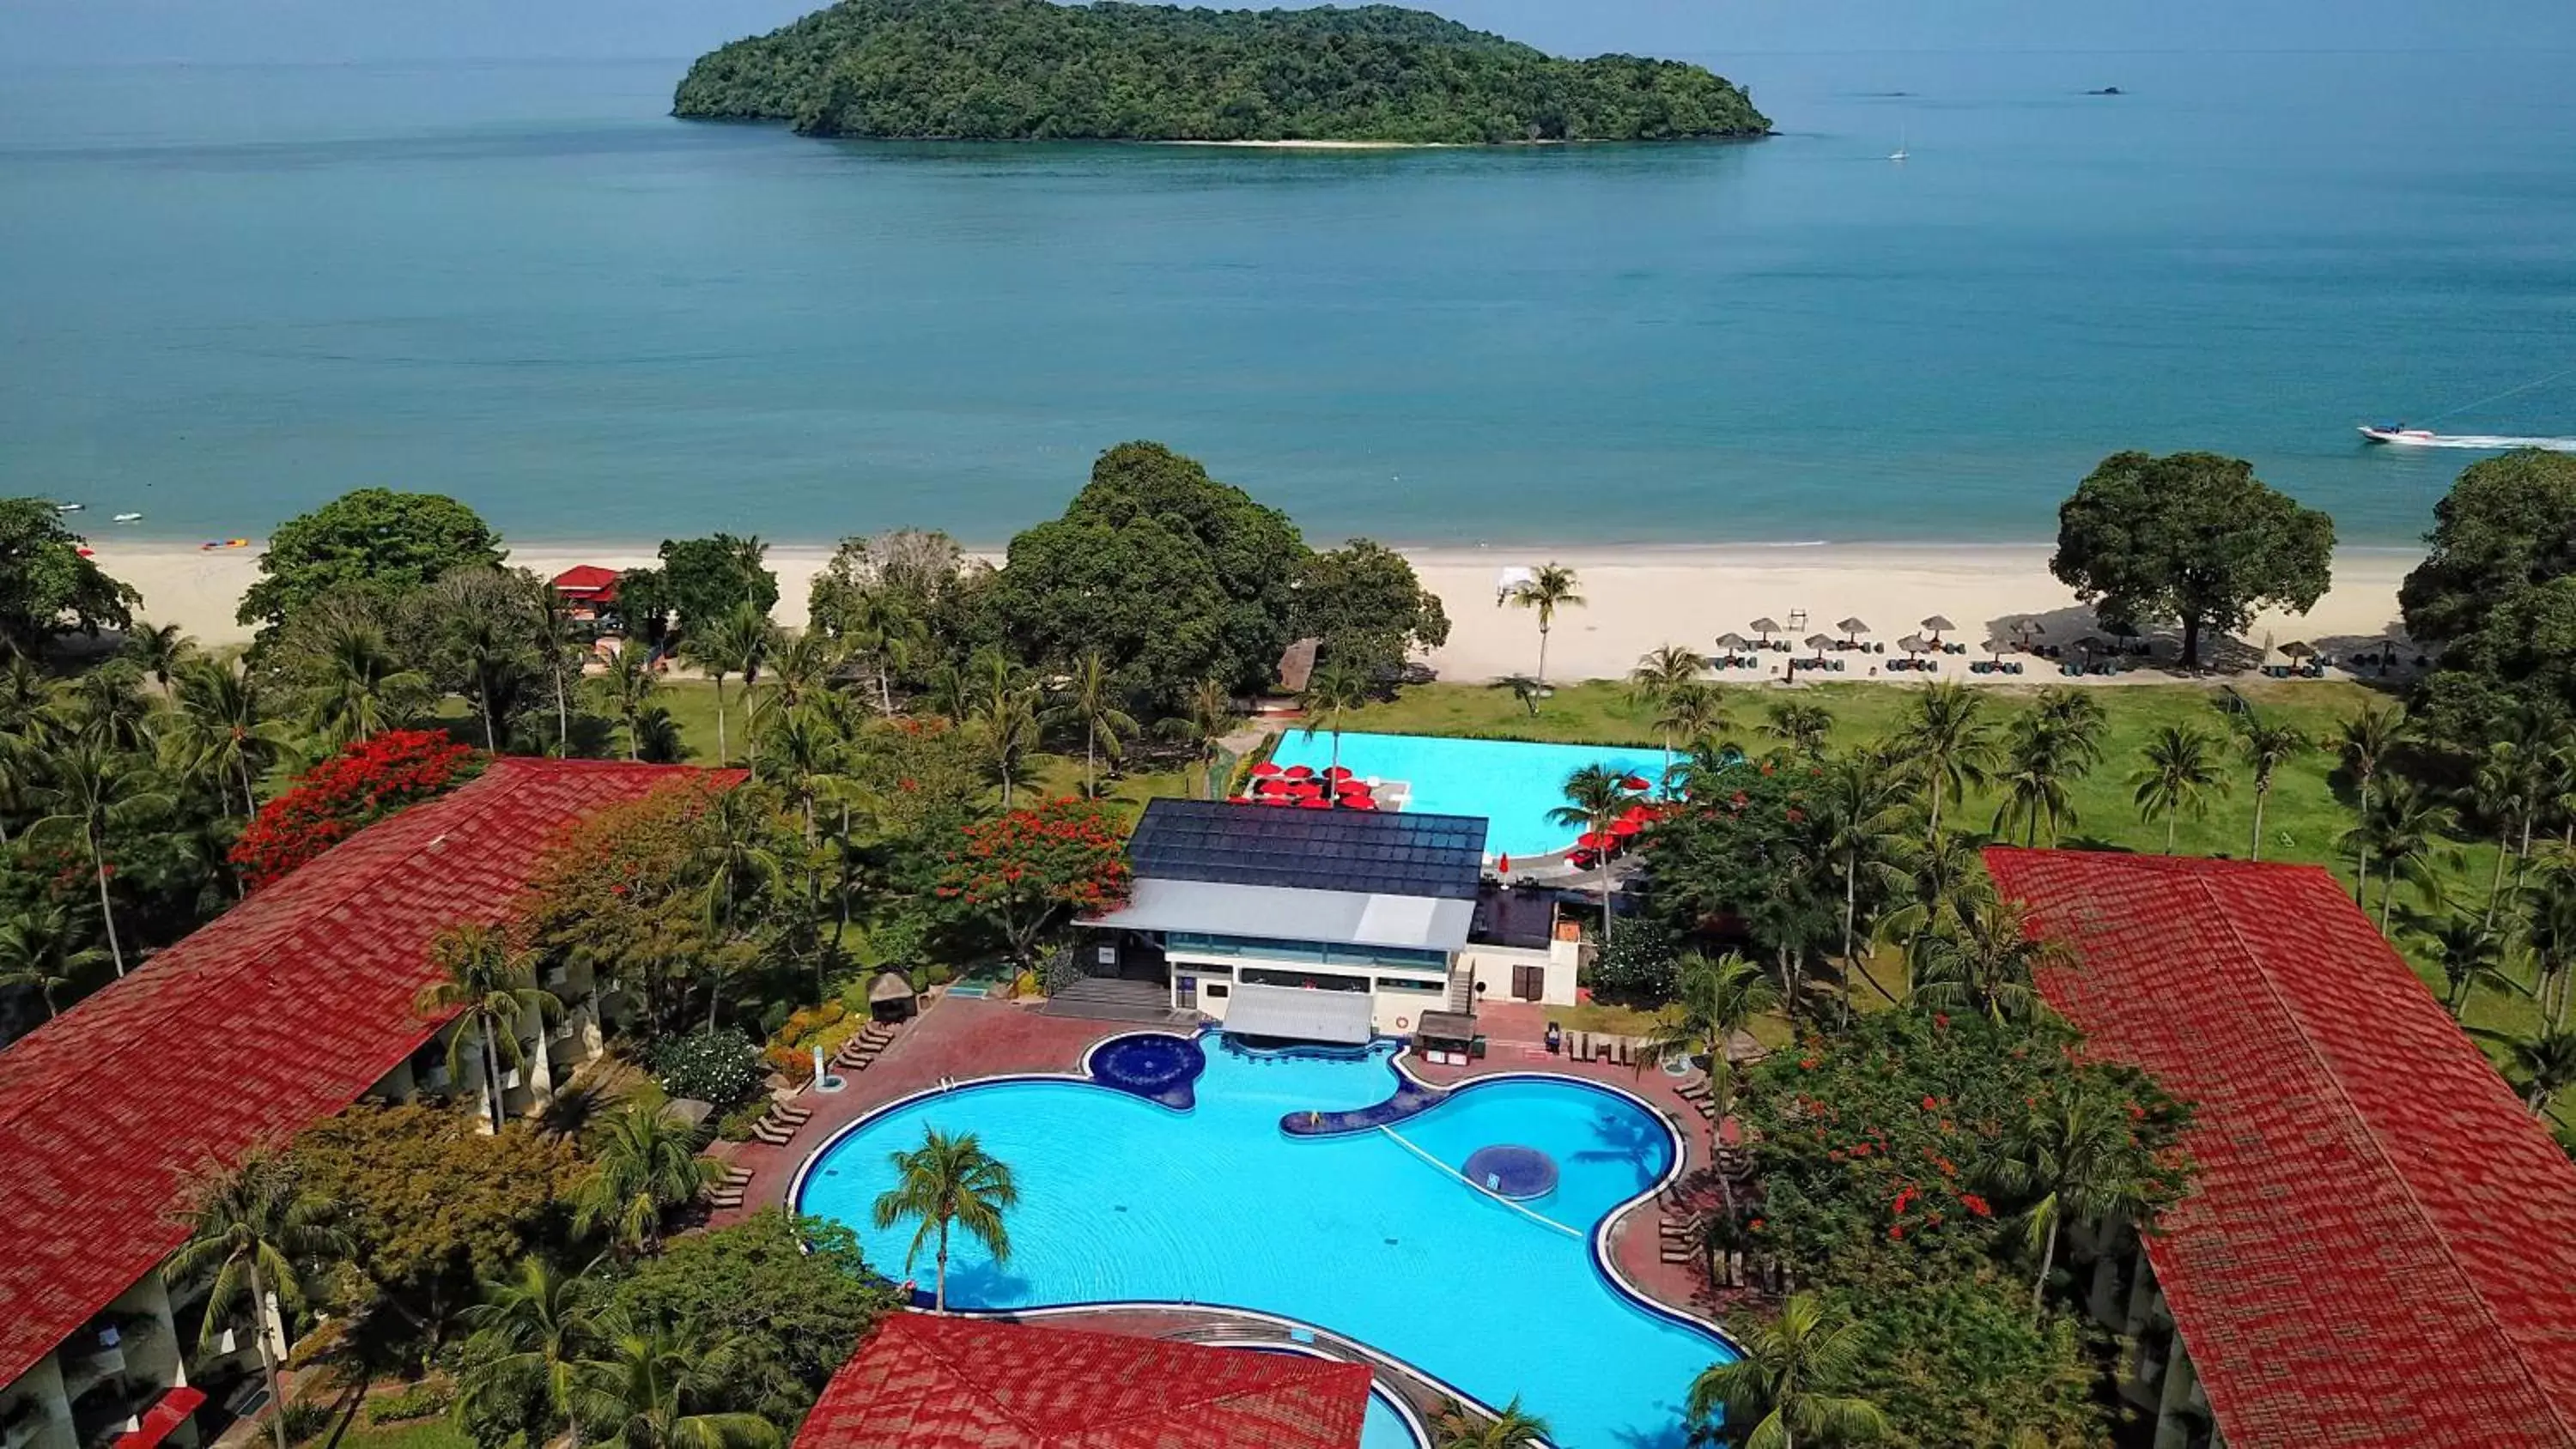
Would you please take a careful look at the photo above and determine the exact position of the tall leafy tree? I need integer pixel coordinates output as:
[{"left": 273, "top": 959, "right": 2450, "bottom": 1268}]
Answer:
[
  {"left": 1297, "top": 656, "right": 1374, "bottom": 800},
  {"left": 1637, "top": 951, "right": 1777, "bottom": 1119},
  {"left": 594, "top": 644, "right": 662, "bottom": 761},
  {"left": 871, "top": 1126, "right": 1018, "bottom": 1312},
  {"left": 1993, "top": 1081, "right": 2164, "bottom": 1316},
  {"left": 28, "top": 741, "right": 169, "bottom": 977},
  {"left": 165, "top": 1150, "right": 349, "bottom": 1449},
  {"left": 1893, "top": 682, "right": 1996, "bottom": 840},
  {"left": 2128, "top": 724, "right": 2229, "bottom": 853},
  {"left": 1047, "top": 650, "right": 1138, "bottom": 797},
  {"left": 0, "top": 898, "right": 109, "bottom": 1018},
  {"left": 0, "top": 498, "right": 143, "bottom": 650},
  {"left": 1291, "top": 538, "right": 1450, "bottom": 681},
  {"left": 1500, "top": 563, "right": 1583, "bottom": 687},
  {"left": 1550, "top": 762, "right": 1637, "bottom": 944},
  {"left": 2397, "top": 451, "right": 2576, "bottom": 733},
  {"left": 2230, "top": 710, "right": 2309, "bottom": 862},
  {"left": 1686, "top": 1294, "right": 1887, "bottom": 1449},
  {"left": 1759, "top": 701, "right": 1834, "bottom": 761},
  {"left": 240, "top": 489, "right": 504, "bottom": 638},
  {"left": 575, "top": 1100, "right": 726, "bottom": 1253},
  {"left": 572, "top": 1319, "right": 778, "bottom": 1449},
  {"left": 2050, "top": 450, "right": 2335, "bottom": 667},
  {"left": 2337, "top": 703, "right": 2403, "bottom": 899},
  {"left": 415, "top": 924, "right": 562, "bottom": 1135},
  {"left": 460, "top": 1258, "right": 609, "bottom": 1449}
]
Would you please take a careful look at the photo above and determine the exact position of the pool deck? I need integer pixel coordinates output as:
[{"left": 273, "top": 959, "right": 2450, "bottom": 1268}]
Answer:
[{"left": 708, "top": 991, "right": 1726, "bottom": 1325}]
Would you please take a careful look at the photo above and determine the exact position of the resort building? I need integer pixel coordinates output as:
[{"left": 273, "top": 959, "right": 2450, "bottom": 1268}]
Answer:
[
  {"left": 793, "top": 1313, "right": 1370, "bottom": 1449},
  {"left": 1987, "top": 848, "right": 2576, "bottom": 1449},
  {"left": 1078, "top": 799, "right": 1582, "bottom": 1043},
  {"left": 0, "top": 760, "right": 716, "bottom": 1449}
]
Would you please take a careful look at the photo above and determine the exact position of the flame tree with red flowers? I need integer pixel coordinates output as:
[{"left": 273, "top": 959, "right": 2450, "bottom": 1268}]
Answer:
[
  {"left": 228, "top": 730, "right": 482, "bottom": 891},
  {"left": 934, "top": 797, "right": 1131, "bottom": 967}
]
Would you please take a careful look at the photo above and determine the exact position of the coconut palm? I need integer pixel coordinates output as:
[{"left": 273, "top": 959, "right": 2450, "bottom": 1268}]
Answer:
[
  {"left": 1049, "top": 650, "right": 1138, "bottom": 797},
  {"left": 2337, "top": 704, "right": 2403, "bottom": 899},
  {"left": 1992, "top": 1082, "right": 2160, "bottom": 1316},
  {"left": 965, "top": 653, "right": 1042, "bottom": 809},
  {"left": 1549, "top": 763, "right": 1637, "bottom": 945},
  {"left": 460, "top": 1256, "right": 609, "bottom": 1449},
  {"left": 571, "top": 1318, "right": 776, "bottom": 1449},
  {"left": 1760, "top": 701, "right": 1834, "bottom": 761},
  {"left": 415, "top": 924, "right": 561, "bottom": 1135},
  {"left": 1297, "top": 657, "right": 1375, "bottom": 803},
  {"left": 55, "top": 663, "right": 156, "bottom": 755},
  {"left": 2341, "top": 777, "right": 2458, "bottom": 931},
  {"left": 526, "top": 575, "right": 581, "bottom": 751},
  {"left": 1912, "top": 894, "right": 2061, "bottom": 1024},
  {"left": 575, "top": 1100, "right": 725, "bottom": 1253},
  {"left": 1628, "top": 644, "right": 1707, "bottom": 772},
  {"left": 2482, "top": 1028, "right": 2576, "bottom": 1115},
  {"left": 759, "top": 705, "right": 837, "bottom": 844},
  {"left": 301, "top": 615, "right": 429, "bottom": 746},
  {"left": 120, "top": 621, "right": 195, "bottom": 694},
  {"left": 1500, "top": 563, "right": 1583, "bottom": 687},
  {"left": 593, "top": 645, "right": 661, "bottom": 761},
  {"left": 1992, "top": 713, "right": 2080, "bottom": 849},
  {"left": 1497, "top": 675, "right": 1544, "bottom": 718},
  {"left": 2518, "top": 861, "right": 2576, "bottom": 1027},
  {"left": 841, "top": 589, "right": 922, "bottom": 717},
  {"left": 1893, "top": 683, "right": 1997, "bottom": 840},
  {"left": 2470, "top": 737, "right": 2549, "bottom": 925},
  {"left": 27, "top": 742, "right": 169, "bottom": 977},
  {"left": 0, "top": 898, "right": 110, "bottom": 1018},
  {"left": 1431, "top": 1396, "right": 1552, "bottom": 1449},
  {"left": 872, "top": 1126, "right": 1018, "bottom": 1312},
  {"left": 1654, "top": 684, "right": 1735, "bottom": 786},
  {"left": 166, "top": 655, "right": 285, "bottom": 818},
  {"left": 1813, "top": 757, "right": 1910, "bottom": 1003},
  {"left": 2396, "top": 907, "right": 2515, "bottom": 1019},
  {"left": 164, "top": 1150, "right": 349, "bottom": 1449},
  {"left": 1878, "top": 829, "right": 1988, "bottom": 991},
  {"left": 1156, "top": 676, "right": 1236, "bottom": 800},
  {"left": 687, "top": 608, "right": 774, "bottom": 768},
  {"left": 1637, "top": 951, "right": 1777, "bottom": 1119},
  {"left": 1686, "top": 1293, "right": 1886, "bottom": 1449},
  {"left": 2030, "top": 687, "right": 2108, "bottom": 768},
  {"left": 761, "top": 629, "right": 841, "bottom": 715},
  {"left": 437, "top": 573, "right": 530, "bottom": 752},
  {"left": 2231, "top": 712, "right": 2309, "bottom": 862},
  {"left": 696, "top": 787, "right": 783, "bottom": 1027},
  {"left": 2129, "top": 724, "right": 2230, "bottom": 854}
]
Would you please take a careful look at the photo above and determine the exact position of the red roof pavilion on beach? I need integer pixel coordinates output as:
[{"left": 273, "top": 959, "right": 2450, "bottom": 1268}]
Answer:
[
  {"left": 0, "top": 758, "right": 728, "bottom": 1392},
  {"left": 793, "top": 1313, "right": 1370, "bottom": 1449},
  {"left": 1985, "top": 847, "right": 2576, "bottom": 1449},
  {"left": 549, "top": 564, "right": 621, "bottom": 601}
]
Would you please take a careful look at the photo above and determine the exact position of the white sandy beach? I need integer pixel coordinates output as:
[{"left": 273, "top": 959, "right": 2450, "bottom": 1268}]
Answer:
[{"left": 90, "top": 539, "right": 2419, "bottom": 686}]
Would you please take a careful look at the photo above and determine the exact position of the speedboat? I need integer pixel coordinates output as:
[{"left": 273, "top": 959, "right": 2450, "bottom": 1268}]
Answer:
[
  {"left": 53, "top": 501, "right": 82, "bottom": 513},
  {"left": 112, "top": 512, "right": 143, "bottom": 523},
  {"left": 2360, "top": 425, "right": 2437, "bottom": 445}
]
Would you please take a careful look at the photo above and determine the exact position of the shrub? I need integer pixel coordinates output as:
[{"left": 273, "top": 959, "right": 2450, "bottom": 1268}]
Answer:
[
  {"left": 1589, "top": 920, "right": 1680, "bottom": 1003},
  {"left": 230, "top": 731, "right": 482, "bottom": 889},
  {"left": 366, "top": 1385, "right": 452, "bottom": 1424},
  {"left": 713, "top": 1097, "right": 772, "bottom": 1143},
  {"left": 645, "top": 1028, "right": 766, "bottom": 1107},
  {"left": 275, "top": 1399, "right": 337, "bottom": 1446}
]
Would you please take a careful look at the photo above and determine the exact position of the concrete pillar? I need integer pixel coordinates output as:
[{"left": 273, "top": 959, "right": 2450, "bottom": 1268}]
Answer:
[
  {"left": 2, "top": 1351, "right": 76, "bottom": 1449},
  {"left": 2152, "top": 1330, "right": 2206, "bottom": 1449}
]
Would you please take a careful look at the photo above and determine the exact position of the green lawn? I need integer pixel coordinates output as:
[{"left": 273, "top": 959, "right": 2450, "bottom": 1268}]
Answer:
[{"left": 320, "top": 1418, "right": 470, "bottom": 1449}]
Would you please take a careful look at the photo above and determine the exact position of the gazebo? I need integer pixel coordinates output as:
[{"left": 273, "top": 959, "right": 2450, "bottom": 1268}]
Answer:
[{"left": 866, "top": 970, "right": 919, "bottom": 1022}]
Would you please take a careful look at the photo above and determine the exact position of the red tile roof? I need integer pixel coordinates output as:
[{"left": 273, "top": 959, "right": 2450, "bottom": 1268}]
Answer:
[
  {"left": 0, "top": 759, "right": 720, "bottom": 1390},
  {"left": 550, "top": 565, "right": 621, "bottom": 598},
  {"left": 1985, "top": 848, "right": 2576, "bottom": 1449},
  {"left": 795, "top": 1313, "right": 1370, "bottom": 1449}
]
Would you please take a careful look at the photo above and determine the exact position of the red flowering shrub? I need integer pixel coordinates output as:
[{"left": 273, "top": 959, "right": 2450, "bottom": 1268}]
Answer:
[
  {"left": 934, "top": 797, "right": 1132, "bottom": 964},
  {"left": 231, "top": 731, "right": 483, "bottom": 890}
]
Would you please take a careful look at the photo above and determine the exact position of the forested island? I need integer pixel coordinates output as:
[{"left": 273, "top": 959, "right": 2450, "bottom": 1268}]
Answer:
[{"left": 672, "top": 0, "right": 1771, "bottom": 144}]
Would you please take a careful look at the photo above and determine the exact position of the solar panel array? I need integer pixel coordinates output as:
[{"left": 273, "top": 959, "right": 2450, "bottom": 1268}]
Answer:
[{"left": 1128, "top": 798, "right": 1486, "bottom": 900}]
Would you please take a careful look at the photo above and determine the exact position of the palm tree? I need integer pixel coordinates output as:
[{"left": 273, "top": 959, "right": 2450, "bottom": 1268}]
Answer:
[
  {"left": 0, "top": 899, "right": 109, "bottom": 1018},
  {"left": 1912, "top": 894, "right": 2061, "bottom": 1024},
  {"left": 441, "top": 590, "right": 525, "bottom": 752},
  {"left": 1814, "top": 758, "right": 1909, "bottom": 1001},
  {"left": 2342, "top": 777, "right": 2458, "bottom": 931},
  {"left": 414, "top": 924, "right": 561, "bottom": 1135},
  {"left": 2518, "top": 861, "right": 2576, "bottom": 1027},
  {"left": 593, "top": 645, "right": 661, "bottom": 761},
  {"left": 840, "top": 589, "right": 921, "bottom": 718},
  {"left": 761, "top": 629, "right": 842, "bottom": 715},
  {"left": 2338, "top": 704, "right": 2403, "bottom": 900},
  {"left": 872, "top": 1126, "right": 1017, "bottom": 1312},
  {"left": 1498, "top": 675, "right": 1544, "bottom": 718},
  {"left": 1654, "top": 684, "right": 1735, "bottom": 788},
  {"left": 167, "top": 655, "right": 283, "bottom": 818},
  {"left": 1992, "top": 713, "right": 2079, "bottom": 849},
  {"left": 2396, "top": 907, "right": 2514, "bottom": 1019},
  {"left": 2030, "top": 687, "right": 2108, "bottom": 768},
  {"left": 1298, "top": 657, "right": 1375, "bottom": 802},
  {"left": 2471, "top": 737, "right": 2548, "bottom": 925},
  {"left": 696, "top": 788, "right": 783, "bottom": 1028},
  {"left": 1637, "top": 952, "right": 1777, "bottom": 1119},
  {"left": 760, "top": 705, "right": 835, "bottom": 845},
  {"left": 164, "top": 1150, "right": 349, "bottom": 1449},
  {"left": 28, "top": 742, "right": 169, "bottom": 977},
  {"left": 1156, "top": 676, "right": 1236, "bottom": 800},
  {"left": 575, "top": 1100, "right": 725, "bottom": 1253},
  {"left": 1760, "top": 701, "right": 1834, "bottom": 761},
  {"left": 528, "top": 575, "right": 580, "bottom": 752},
  {"left": 2485, "top": 1028, "right": 2576, "bottom": 1115},
  {"left": 2231, "top": 712, "right": 2310, "bottom": 862},
  {"left": 460, "top": 1257, "right": 608, "bottom": 1449},
  {"left": 1431, "top": 1396, "right": 1552, "bottom": 1449},
  {"left": 1686, "top": 1294, "right": 1886, "bottom": 1449},
  {"left": 1549, "top": 763, "right": 1637, "bottom": 944},
  {"left": 1878, "top": 829, "right": 1987, "bottom": 991},
  {"left": 686, "top": 608, "right": 772, "bottom": 768},
  {"left": 1500, "top": 563, "right": 1583, "bottom": 687},
  {"left": 1629, "top": 644, "right": 1706, "bottom": 775},
  {"left": 2129, "top": 724, "right": 2230, "bottom": 854},
  {"left": 1893, "top": 683, "right": 1996, "bottom": 840},
  {"left": 1048, "top": 650, "right": 1138, "bottom": 797},
  {"left": 965, "top": 654, "right": 1042, "bottom": 809},
  {"left": 56, "top": 664, "right": 156, "bottom": 754},
  {"left": 121, "top": 621, "right": 195, "bottom": 694},
  {"left": 571, "top": 1318, "right": 776, "bottom": 1449},
  {"left": 1992, "top": 1082, "right": 2160, "bottom": 1316},
  {"left": 301, "top": 615, "right": 429, "bottom": 745}
]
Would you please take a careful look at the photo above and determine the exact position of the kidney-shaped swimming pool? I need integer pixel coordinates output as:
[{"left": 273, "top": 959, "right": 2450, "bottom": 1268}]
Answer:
[{"left": 793, "top": 1034, "right": 1732, "bottom": 1447}]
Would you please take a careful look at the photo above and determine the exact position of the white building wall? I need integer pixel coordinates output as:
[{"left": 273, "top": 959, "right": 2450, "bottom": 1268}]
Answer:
[
  {"left": 1165, "top": 953, "right": 1452, "bottom": 1036},
  {"left": 1461, "top": 938, "right": 1583, "bottom": 1008}
]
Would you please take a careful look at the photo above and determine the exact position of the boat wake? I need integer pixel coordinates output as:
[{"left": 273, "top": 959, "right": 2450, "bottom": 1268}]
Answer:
[{"left": 2377, "top": 433, "right": 2576, "bottom": 453}]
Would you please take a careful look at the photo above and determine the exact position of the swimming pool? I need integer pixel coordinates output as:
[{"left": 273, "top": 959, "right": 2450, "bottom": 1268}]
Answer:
[
  {"left": 1262, "top": 731, "right": 1674, "bottom": 858},
  {"left": 795, "top": 1034, "right": 1731, "bottom": 1448}
]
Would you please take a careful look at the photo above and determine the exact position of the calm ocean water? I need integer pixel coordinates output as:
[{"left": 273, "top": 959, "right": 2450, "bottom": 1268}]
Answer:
[{"left": 3, "top": 50, "right": 2572, "bottom": 547}]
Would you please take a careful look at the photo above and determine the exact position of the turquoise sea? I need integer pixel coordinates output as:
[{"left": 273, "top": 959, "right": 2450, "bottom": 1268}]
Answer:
[{"left": 3, "top": 49, "right": 2573, "bottom": 546}]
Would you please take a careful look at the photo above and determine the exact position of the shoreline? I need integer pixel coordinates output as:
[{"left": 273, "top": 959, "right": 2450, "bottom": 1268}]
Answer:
[{"left": 88, "top": 540, "right": 2421, "bottom": 685}]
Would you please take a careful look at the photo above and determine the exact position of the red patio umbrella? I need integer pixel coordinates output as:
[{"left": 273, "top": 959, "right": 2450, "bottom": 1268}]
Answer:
[
  {"left": 1298, "top": 797, "right": 1332, "bottom": 809},
  {"left": 1611, "top": 817, "right": 1643, "bottom": 837},
  {"left": 1323, "top": 766, "right": 1353, "bottom": 779},
  {"left": 1284, "top": 764, "right": 1315, "bottom": 779},
  {"left": 1497, "top": 852, "right": 1512, "bottom": 874},
  {"left": 1250, "top": 761, "right": 1284, "bottom": 777},
  {"left": 1577, "top": 830, "right": 1613, "bottom": 850},
  {"left": 1344, "top": 797, "right": 1377, "bottom": 810},
  {"left": 1619, "top": 774, "right": 1650, "bottom": 792}
]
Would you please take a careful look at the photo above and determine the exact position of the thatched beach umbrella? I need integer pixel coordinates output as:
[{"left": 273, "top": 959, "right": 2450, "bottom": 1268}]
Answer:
[
  {"left": 1899, "top": 634, "right": 1929, "bottom": 656},
  {"left": 1803, "top": 634, "right": 1834, "bottom": 653},
  {"left": 1921, "top": 615, "right": 1956, "bottom": 644},
  {"left": 1714, "top": 631, "right": 1750, "bottom": 652},
  {"left": 2281, "top": 640, "right": 2318, "bottom": 661},
  {"left": 2075, "top": 635, "right": 2109, "bottom": 656},
  {"left": 1838, "top": 616, "right": 1871, "bottom": 644},
  {"left": 1750, "top": 617, "right": 1782, "bottom": 645}
]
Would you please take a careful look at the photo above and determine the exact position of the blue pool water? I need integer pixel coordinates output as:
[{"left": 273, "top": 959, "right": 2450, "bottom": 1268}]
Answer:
[
  {"left": 796, "top": 1036, "right": 1731, "bottom": 1447},
  {"left": 1264, "top": 731, "right": 1673, "bottom": 858},
  {"left": 1363, "top": 1391, "right": 1424, "bottom": 1449}
]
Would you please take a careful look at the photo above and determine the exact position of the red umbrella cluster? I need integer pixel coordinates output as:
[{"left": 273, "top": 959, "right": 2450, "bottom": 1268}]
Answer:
[
  {"left": 1243, "top": 763, "right": 1379, "bottom": 810},
  {"left": 1564, "top": 801, "right": 1662, "bottom": 870}
]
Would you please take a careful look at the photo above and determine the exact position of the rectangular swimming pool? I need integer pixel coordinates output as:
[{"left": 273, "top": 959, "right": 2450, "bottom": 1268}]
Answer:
[{"left": 1262, "top": 731, "right": 1673, "bottom": 859}]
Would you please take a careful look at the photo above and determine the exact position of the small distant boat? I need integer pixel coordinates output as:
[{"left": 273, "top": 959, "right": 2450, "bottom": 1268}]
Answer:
[
  {"left": 2360, "top": 425, "right": 2436, "bottom": 445},
  {"left": 54, "top": 502, "right": 83, "bottom": 513},
  {"left": 198, "top": 538, "right": 249, "bottom": 552},
  {"left": 112, "top": 512, "right": 143, "bottom": 523}
]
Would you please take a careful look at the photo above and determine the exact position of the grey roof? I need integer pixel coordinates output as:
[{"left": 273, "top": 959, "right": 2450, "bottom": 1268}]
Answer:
[
  {"left": 1088, "top": 877, "right": 1473, "bottom": 953},
  {"left": 1221, "top": 983, "right": 1376, "bottom": 1046},
  {"left": 1415, "top": 1009, "right": 1478, "bottom": 1042},
  {"left": 867, "top": 971, "right": 916, "bottom": 1003},
  {"left": 1127, "top": 797, "right": 1485, "bottom": 900}
]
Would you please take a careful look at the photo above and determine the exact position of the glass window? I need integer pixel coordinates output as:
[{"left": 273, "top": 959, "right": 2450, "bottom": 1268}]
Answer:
[
  {"left": 1376, "top": 977, "right": 1447, "bottom": 993},
  {"left": 1239, "top": 967, "right": 1370, "bottom": 993},
  {"left": 1204, "top": 984, "right": 1230, "bottom": 998}
]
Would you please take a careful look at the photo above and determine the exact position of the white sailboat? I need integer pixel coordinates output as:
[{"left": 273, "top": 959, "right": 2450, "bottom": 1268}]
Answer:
[{"left": 1889, "top": 123, "right": 1908, "bottom": 162}]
